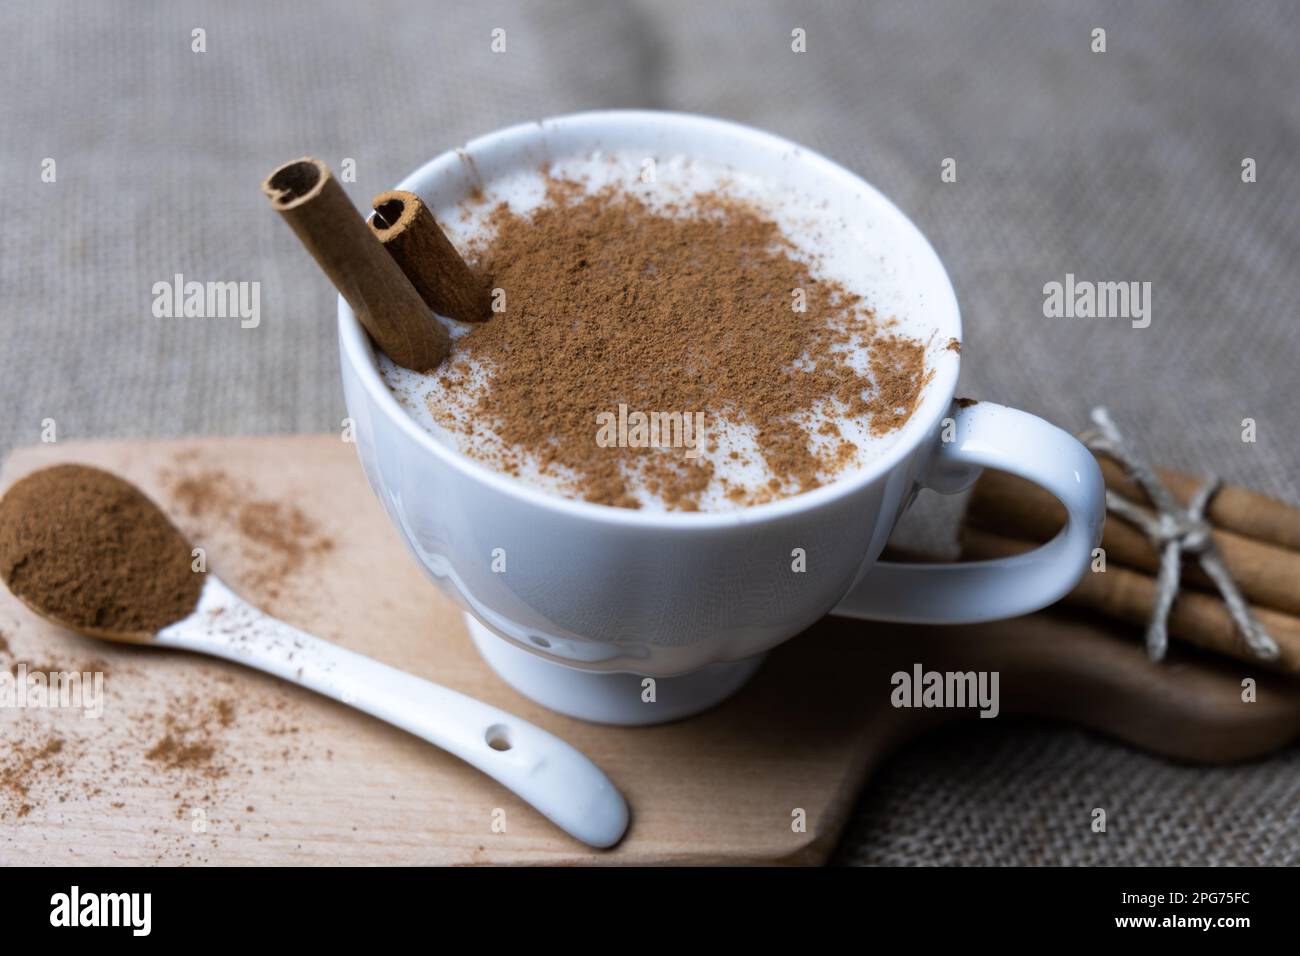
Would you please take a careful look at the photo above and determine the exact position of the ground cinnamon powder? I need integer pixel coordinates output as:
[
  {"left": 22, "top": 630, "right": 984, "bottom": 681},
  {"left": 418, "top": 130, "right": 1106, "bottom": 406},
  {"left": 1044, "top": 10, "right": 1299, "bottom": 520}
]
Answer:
[
  {"left": 0, "top": 465, "right": 203, "bottom": 634},
  {"left": 436, "top": 177, "right": 930, "bottom": 510},
  {"left": 162, "top": 463, "right": 334, "bottom": 603}
]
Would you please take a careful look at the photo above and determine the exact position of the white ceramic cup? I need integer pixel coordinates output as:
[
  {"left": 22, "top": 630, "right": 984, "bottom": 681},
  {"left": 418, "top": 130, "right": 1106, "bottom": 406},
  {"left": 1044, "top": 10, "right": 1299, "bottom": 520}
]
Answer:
[{"left": 339, "top": 110, "right": 1105, "bottom": 724}]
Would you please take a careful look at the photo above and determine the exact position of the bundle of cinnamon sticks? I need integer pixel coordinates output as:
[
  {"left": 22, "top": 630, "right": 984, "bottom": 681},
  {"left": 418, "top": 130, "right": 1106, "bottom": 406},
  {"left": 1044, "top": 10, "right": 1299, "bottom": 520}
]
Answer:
[{"left": 963, "top": 457, "right": 1300, "bottom": 673}]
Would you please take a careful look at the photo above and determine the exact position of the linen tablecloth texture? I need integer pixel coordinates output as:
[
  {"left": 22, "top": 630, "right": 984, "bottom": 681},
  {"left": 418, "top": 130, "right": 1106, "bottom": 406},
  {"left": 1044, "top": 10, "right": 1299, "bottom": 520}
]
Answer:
[{"left": 3, "top": 1, "right": 1297, "bottom": 865}]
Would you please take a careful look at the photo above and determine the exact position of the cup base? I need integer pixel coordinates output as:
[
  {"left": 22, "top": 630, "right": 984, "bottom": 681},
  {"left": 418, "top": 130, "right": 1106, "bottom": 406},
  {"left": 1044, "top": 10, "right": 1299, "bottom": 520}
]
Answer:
[{"left": 465, "top": 614, "right": 765, "bottom": 725}]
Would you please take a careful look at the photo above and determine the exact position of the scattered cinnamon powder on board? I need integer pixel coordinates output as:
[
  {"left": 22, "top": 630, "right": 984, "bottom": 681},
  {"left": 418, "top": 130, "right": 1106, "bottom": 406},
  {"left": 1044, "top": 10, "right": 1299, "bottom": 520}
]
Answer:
[
  {"left": 0, "top": 646, "right": 309, "bottom": 851},
  {"left": 146, "top": 735, "right": 217, "bottom": 771},
  {"left": 144, "top": 696, "right": 238, "bottom": 777},
  {"left": 0, "top": 465, "right": 204, "bottom": 634},
  {"left": 1, "top": 736, "right": 65, "bottom": 819},
  {"left": 431, "top": 177, "right": 931, "bottom": 510},
  {"left": 162, "top": 463, "right": 333, "bottom": 601}
]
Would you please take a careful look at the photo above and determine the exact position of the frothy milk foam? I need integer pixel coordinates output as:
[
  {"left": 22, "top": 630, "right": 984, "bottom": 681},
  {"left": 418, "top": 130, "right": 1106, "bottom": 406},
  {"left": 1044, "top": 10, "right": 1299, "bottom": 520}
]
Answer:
[{"left": 381, "top": 151, "right": 937, "bottom": 512}]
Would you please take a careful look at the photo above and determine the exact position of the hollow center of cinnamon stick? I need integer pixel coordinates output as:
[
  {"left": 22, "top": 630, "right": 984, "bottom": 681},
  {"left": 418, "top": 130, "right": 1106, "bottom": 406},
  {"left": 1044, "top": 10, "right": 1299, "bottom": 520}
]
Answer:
[
  {"left": 372, "top": 198, "right": 406, "bottom": 231},
  {"left": 265, "top": 160, "right": 323, "bottom": 207}
]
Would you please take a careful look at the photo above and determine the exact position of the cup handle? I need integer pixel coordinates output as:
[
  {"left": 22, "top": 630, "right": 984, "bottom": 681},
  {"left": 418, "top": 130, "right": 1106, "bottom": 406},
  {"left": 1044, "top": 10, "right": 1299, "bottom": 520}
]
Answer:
[{"left": 831, "top": 401, "right": 1105, "bottom": 624}]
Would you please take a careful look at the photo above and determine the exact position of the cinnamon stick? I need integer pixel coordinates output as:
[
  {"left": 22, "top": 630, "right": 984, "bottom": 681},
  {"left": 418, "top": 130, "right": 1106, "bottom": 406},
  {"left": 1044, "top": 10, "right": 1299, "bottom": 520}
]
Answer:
[
  {"left": 967, "top": 467, "right": 1300, "bottom": 617},
  {"left": 1097, "top": 457, "right": 1300, "bottom": 552},
  {"left": 961, "top": 527, "right": 1300, "bottom": 674},
  {"left": 369, "top": 190, "right": 490, "bottom": 324},
  {"left": 262, "top": 159, "right": 451, "bottom": 371}
]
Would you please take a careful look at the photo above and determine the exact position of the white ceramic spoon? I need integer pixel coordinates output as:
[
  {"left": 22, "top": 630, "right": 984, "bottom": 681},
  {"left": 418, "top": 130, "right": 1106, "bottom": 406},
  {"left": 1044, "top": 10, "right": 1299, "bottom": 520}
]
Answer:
[{"left": 135, "top": 576, "right": 628, "bottom": 848}]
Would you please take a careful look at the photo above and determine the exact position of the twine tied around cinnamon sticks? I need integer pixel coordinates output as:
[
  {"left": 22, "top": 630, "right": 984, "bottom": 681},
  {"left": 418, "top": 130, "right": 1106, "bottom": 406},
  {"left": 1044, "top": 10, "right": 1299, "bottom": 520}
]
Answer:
[{"left": 1079, "top": 407, "right": 1279, "bottom": 663}]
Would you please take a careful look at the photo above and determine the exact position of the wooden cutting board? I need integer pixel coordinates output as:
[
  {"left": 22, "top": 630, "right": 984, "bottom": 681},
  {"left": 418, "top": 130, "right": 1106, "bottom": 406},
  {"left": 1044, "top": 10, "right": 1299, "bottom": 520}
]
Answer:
[{"left": 2, "top": 437, "right": 1299, "bottom": 865}]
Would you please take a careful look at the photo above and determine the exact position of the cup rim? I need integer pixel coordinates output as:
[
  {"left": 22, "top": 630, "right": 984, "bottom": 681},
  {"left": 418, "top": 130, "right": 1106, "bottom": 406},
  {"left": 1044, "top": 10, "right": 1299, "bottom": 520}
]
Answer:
[{"left": 338, "top": 109, "right": 961, "bottom": 529}]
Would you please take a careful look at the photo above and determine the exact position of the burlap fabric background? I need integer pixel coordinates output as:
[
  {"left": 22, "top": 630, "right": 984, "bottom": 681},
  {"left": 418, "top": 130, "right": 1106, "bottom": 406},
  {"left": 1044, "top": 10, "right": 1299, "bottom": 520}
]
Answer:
[{"left": 3, "top": 1, "right": 1297, "bottom": 864}]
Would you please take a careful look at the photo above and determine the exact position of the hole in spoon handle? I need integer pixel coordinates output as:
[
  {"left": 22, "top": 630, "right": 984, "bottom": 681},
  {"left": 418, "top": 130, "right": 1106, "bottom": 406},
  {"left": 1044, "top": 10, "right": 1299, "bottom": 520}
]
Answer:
[{"left": 484, "top": 724, "right": 513, "bottom": 752}]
